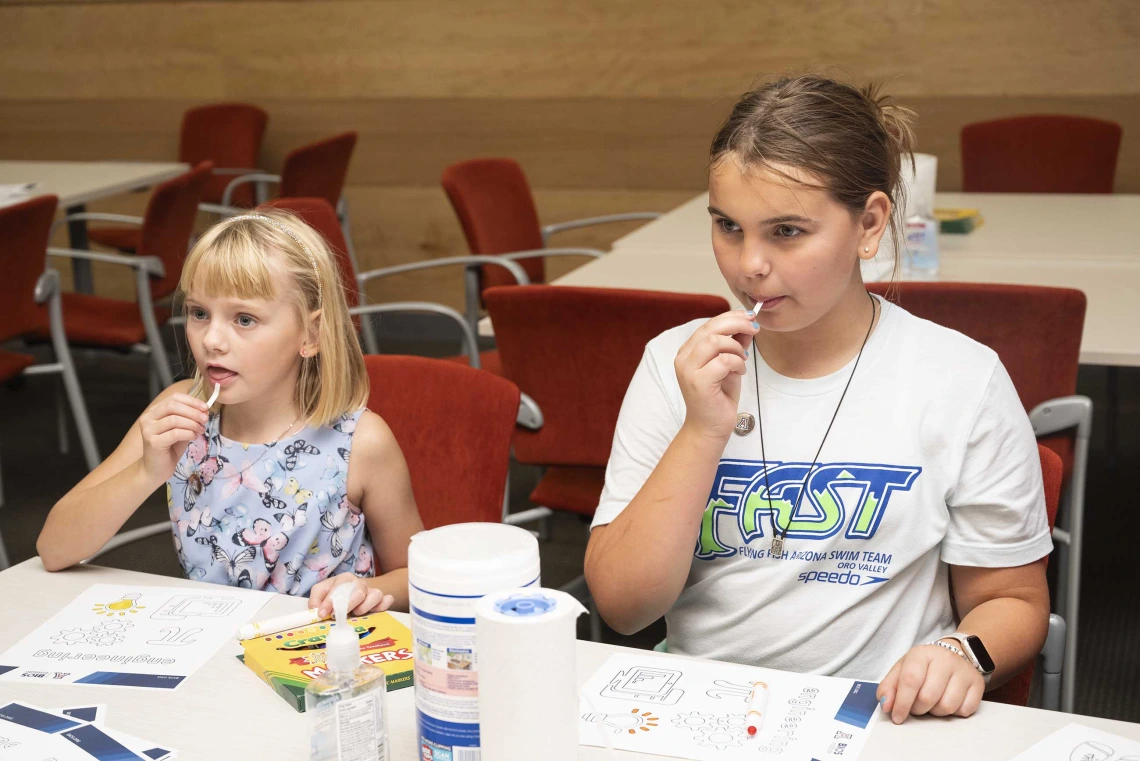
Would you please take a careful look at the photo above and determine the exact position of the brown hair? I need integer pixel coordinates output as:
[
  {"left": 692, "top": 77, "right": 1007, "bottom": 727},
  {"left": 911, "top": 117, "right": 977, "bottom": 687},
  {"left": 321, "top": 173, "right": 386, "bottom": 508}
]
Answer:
[
  {"left": 710, "top": 74, "right": 917, "bottom": 280},
  {"left": 179, "top": 209, "right": 368, "bottom": 427}
]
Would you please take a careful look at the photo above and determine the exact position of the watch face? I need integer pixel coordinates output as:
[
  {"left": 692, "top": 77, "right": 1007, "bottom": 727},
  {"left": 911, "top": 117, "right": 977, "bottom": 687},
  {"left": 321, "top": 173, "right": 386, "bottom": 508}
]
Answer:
[{"left": 965, "top": 635, "right": 996, "bottom": 673}]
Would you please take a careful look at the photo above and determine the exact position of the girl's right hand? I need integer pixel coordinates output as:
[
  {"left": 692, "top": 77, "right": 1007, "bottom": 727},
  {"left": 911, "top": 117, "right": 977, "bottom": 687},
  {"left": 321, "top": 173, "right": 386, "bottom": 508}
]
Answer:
[
  {"left": 674, "top": 310, "right": 759, "bottom": 441},
  {"left": 138, "top": 393, "right": 210, "bottom": 485}
]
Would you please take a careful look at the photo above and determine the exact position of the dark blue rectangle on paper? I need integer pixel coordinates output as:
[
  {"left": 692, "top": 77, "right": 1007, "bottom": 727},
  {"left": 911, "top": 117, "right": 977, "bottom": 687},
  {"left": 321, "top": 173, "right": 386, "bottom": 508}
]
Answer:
[
  {"left": 0, "top": 665, "right": 16, "bottom": 676},
  {"left": 834, "top": 680, "right": 879, "bottom": 729},
  {"left": 74, "top": 671, "right": 184, "bottom": 689},
  {"left": 0, "top": 701, "right": 84, "bottom": 734},
  {"left": 61, "top": 723, "right": 146, "bottom": 761},
  {"left": 64, "top": 706, "right": 100, "bottom": 722}
]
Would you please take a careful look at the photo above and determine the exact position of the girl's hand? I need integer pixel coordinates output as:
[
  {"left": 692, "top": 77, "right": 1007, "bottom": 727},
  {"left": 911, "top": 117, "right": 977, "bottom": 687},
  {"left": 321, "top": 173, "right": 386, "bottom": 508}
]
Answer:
[
  {"left": 138, "top": 392, "right": 209, "bottom": 485},
  {"left": 876, "top": 642, "right": 985, "bottom": 724},
  {"left": 674, "top": 310, "right": 759, "bottom": 441},
  {"left": 309, "top": 572, "right": 394, "bottom": 618}
]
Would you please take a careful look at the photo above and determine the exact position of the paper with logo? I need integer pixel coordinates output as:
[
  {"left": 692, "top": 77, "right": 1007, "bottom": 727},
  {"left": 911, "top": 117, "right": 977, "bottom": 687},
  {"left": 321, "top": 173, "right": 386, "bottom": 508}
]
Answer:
[
  {"left": 1007, "top": 722, "right": 1140, "bottom": 761},
  {"left": 0, "top": 583, "right": 271, "bottom": 690},
  {"left": 579, "top": 653, "right": 882, "bottom": 761},
  {"left": 0, "top": 700, "right": 176, "bottom": 760}
]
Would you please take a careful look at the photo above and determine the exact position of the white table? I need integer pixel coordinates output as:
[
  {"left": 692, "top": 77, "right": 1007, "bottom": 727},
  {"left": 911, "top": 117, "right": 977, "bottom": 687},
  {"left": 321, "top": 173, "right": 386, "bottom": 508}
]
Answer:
[
  {"left": 0, "top": 161, "right": 188, "bottom": 292},
  {"left": 553, "top": 192, "right": 1140, "bottom": 368},
  {"left": 3, "top": 559, "right": 1138, "bottom": 760}
]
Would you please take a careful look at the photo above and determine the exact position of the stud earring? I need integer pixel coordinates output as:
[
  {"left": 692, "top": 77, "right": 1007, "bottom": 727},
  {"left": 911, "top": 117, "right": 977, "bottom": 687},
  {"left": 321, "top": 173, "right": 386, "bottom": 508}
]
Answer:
[
  {"left": 864, "top": 246, "right": 870, "bottom": 253},
  {"left": 300, "top": 349, "right": 308, "bottom": 358}
]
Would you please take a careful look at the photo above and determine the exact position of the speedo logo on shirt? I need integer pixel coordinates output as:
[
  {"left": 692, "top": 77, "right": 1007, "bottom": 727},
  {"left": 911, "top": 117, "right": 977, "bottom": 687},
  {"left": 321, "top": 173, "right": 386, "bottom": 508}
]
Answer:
[{"left": 696, "top": 460, "right": 922, "bottom": 561}]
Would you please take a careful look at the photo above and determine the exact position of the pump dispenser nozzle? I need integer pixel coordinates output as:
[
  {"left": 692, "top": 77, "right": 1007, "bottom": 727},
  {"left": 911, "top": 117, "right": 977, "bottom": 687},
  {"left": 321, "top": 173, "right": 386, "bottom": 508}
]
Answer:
[{"left": 324, "top": 584, "right": 361, "bottom": 674}]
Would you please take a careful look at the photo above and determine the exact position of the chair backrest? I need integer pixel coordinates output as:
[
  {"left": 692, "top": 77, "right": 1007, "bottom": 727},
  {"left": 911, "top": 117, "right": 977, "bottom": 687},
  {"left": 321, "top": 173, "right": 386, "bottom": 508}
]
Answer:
[
  {"left": 179, "top": 103, "right": 269, "bottom": 206},
  {"left": 263, "top": 197, "right": 359, "bottom": 309},
  {"left": 484, "top": 285, "right": 730, "bottom": 466},
  {"left": 866, "top": 282, "right": 1085, "bottom": 475},
  {"left": 278, "top": 132, "right": 357, "bottom": 208},
  {"left": 961, "top": 115, "right": 1122, "bottom": 193},
  {"left": 0, "top": 194, "right": 57, "bottom": 343},
  {"left": 441, "top": 158, "right": 546, "bottom": 293},
  {"left": 137, "top": 161, "right": 213, "bottom": 300},
  {"left": 985, "top": 443, "right": 1062, "bottom": 707},
  {"left": 363, "top": 355, "right": 520, "bottom": 529}
]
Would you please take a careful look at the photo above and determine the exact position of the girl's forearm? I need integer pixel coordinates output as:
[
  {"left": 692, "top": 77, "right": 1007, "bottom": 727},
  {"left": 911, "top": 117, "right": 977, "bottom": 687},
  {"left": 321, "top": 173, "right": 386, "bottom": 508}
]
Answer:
[
  {"left": 954, "top": 596, "right": 1050, "bottom": 689},
  {"left": 367, "top": 567, "right": 409, "bottom": 612},
  {"left": 585, "top": 425, "right": 728, "bottom": 635},
  {"left": 37, "top": 459, "right": 160, "bottom": 571}
]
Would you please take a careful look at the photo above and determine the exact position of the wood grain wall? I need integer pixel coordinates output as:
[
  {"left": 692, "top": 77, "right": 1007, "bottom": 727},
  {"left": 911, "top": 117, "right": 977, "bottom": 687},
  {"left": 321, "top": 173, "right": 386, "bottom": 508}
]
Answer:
[{"left": 1, "top": 0, "right": 1137, "bottom": 306}]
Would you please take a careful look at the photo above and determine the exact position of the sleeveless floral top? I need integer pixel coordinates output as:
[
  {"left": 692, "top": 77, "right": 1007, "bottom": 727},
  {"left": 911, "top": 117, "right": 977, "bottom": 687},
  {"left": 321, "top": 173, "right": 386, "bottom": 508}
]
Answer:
[{"left": 166, "top": 409, "right": 374, "bottom": 595}]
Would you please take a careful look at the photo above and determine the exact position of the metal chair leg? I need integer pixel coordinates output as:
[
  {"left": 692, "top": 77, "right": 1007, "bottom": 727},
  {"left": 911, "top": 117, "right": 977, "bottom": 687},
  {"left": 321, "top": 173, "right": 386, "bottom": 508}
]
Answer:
[
  {"left": 46, "top": 300, "right": 100, "bottom": 471},
  {"left": 56, "top": 377, "right": 69, "bottom": 454},
  {"left": 136, "top": 268, "right": 173, "bottom": 388},
  {"left": 1041, "top": 614, "right": 1067, "bottom": 712}
]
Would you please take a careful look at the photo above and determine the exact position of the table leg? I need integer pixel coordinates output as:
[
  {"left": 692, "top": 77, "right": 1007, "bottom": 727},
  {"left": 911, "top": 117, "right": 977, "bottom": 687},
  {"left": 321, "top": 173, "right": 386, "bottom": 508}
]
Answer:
[{"left": 66, "top": 203, "right": 93, "bottom": 293}]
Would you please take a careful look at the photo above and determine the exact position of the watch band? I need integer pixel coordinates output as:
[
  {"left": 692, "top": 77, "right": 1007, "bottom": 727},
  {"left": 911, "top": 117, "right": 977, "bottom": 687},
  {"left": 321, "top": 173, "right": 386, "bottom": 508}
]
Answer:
[{"left": 942, "top": 633, "right": 992, "bottom": 685}]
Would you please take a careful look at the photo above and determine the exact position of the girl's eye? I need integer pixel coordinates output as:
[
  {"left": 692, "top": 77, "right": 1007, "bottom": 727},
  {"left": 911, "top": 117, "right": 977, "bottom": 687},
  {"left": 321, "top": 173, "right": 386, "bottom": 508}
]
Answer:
[
  {"left": 236, "top": 314, "right": 257, "bottom": 328},
  {"left": 774, "top": 224, "right": 803, "bottom": 238},
  {"left": 190, "top": 308, "right": 207, "bottom": 320},
  {"left": 714, "top": 217, "right": 741, "bottom": 234}
]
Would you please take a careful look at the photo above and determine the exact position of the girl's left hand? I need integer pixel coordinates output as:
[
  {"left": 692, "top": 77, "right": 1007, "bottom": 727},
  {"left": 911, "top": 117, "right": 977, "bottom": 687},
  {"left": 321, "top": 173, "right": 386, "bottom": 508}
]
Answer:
[
  {"left": 308, "top": 572, "right": 395, "bottom": 618},
  {"left": 876, "top": 642, "right": 985, "bottom": 724}
]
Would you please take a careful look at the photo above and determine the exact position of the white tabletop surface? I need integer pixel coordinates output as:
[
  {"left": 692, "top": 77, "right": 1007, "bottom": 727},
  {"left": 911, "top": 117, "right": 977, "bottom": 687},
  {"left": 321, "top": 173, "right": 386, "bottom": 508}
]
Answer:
[
  {"left": 2, "top": 559, "right": 1138, "bottom": 760},
  {"left": 550, "top": 191, "right": 1140, "bottom": 367},
  {"left": 0, "top": 160, "right": 188, "bottom": 208}
]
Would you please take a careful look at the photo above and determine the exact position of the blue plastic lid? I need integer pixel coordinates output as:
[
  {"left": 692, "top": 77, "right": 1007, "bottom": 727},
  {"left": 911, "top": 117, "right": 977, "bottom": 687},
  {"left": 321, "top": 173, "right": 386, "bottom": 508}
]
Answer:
[{"left": 494, "top": 593, "right": 557, "bottom": 617}]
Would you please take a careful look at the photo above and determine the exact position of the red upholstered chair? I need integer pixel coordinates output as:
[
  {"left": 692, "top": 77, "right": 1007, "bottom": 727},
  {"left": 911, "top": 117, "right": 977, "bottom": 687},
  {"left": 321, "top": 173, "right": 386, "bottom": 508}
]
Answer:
[
  {"left": 985, "top": 444, "right": 1065, "bottom": 709},
  {"left": 442, "top": 158, "right": 662, "bottom": 332},
  {"left": 961, "top": 115, "right": 1122, "bottom": 194},
  {"left": 484, "top": 285, "right": 729, "bottom": 636},
  {"left": 363, "top": 355, "right": 520, "bottom": 529},
  {"left": 866, "top": 281, "right": 1089, "bottom": 712},
  {"left": 261, "top": 198, "right": 525, "bottom": 365},
  {"left": 0, "top": 196, "right": 101, "bottom": 568},
  {"left": 88, "top": 103, "right": 268, "bottom": 253},
  {"left": 46, "top": 163, "right": 212, "bottom": 391}
]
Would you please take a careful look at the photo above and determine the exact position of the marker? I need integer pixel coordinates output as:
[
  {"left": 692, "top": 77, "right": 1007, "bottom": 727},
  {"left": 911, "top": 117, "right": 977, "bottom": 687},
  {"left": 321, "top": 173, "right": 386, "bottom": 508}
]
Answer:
[
  {"left": 237, "top": 607, "right": 324, "bottom": 640},
  {"left": 746, "top": 680, "right": 769, "bottom": 737},
  {"left": 206, "top": 382, "right": 221, "bottom": 407}
]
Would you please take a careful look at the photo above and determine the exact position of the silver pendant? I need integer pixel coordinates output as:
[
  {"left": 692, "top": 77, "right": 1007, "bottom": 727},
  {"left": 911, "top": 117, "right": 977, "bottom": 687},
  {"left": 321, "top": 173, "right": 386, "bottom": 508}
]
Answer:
[
  {"left": 733, "top": 412, "right": 755, "bottom": 436},
  {"left": 771, "top": 536, "right": 784, "bottom": 557}
]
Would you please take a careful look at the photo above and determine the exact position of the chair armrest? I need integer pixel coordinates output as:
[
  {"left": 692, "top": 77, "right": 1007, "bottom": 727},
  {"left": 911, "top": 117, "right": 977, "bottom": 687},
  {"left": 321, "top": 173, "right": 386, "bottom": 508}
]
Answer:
[
  {"left": 350, "top": 302, "right": 481, "bottom": 368},
  {"left": 222, "top": 173, "right": 281, "bottom": 207},
  {"left": 51, "top": 212, "right": 145, "bottom": 234},
  {"left": 541, "top": 212, "right": 662, "bottom": 245},
  {"left": 211, "top": 167, "right": 264, "bottom": 176},
  {"left": 500, "top": 247, "right": 606, "bottom": 262},
  {"left": 356, "top": 256, "right": 531, "bottom": 288},
  {"left": 198, "top": 202, "right": 245, "bottom": 217},
  {"left": 48, "top": 247, "right": 165, "bottom": 278},
  {"left": 34, "top": 269, "right": 61, "bottom": 305},
  {"left": 1029, "top": 396, "right": 1093, "bottom": 439}
]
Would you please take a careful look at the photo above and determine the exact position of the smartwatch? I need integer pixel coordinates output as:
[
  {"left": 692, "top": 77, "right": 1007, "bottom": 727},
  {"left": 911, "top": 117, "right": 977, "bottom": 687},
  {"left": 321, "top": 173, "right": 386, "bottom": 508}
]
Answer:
[{"left": 946, "top": 633, "right": 996, "bottom": 685}]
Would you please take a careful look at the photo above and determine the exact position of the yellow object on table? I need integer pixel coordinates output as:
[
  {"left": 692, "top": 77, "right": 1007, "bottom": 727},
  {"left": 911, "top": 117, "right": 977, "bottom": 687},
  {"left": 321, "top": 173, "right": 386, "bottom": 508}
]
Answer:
[
  {"left": 239, "top": 610, "right": 414, "bottom": 711},
  {"left": 934, "top": 208, "right": 984, "bottom": 234}
]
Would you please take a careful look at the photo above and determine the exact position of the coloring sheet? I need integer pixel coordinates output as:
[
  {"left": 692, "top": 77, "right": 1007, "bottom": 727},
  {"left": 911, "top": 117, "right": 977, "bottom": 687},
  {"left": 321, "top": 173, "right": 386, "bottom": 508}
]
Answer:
[
  {"left": 579, "top": 653, "right": 882, "bottom": 761},
  {"left": 0, "top": 700, "right": 175, "bottom": 760},
  {"left": 1008, "top": 723, "right": 1140, "bottom": 761},
  {"left": 0, "top": 583, "right": 270, "bottom": 690}
]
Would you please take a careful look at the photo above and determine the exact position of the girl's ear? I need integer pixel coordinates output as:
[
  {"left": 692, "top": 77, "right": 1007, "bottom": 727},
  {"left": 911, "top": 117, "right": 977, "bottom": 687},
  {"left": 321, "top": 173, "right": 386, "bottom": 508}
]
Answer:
[
  {"left": 302, "top": 308, "right": 323, "bottom": 358},
  {"left": 858, "top": 191, "right": 892, "bottom": 261}
]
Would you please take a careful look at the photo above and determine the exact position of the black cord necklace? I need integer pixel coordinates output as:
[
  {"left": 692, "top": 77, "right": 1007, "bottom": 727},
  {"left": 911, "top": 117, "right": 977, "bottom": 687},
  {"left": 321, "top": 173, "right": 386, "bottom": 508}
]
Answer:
[{"left": 751, "top": 291, "right": 878, "bottom": 558}]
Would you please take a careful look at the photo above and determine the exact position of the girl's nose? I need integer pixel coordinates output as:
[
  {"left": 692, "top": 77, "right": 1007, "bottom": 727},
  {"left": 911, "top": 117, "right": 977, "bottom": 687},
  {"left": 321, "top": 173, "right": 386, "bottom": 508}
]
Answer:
[{"left": 740, "top": 237, "right": 772, "bottom": 278}]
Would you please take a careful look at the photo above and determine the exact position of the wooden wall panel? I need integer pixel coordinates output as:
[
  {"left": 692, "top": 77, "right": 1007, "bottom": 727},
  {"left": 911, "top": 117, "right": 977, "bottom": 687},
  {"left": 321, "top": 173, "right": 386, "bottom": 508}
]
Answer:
[{"left": 4, "top": 0, "right": 1139, "bottom": 308}]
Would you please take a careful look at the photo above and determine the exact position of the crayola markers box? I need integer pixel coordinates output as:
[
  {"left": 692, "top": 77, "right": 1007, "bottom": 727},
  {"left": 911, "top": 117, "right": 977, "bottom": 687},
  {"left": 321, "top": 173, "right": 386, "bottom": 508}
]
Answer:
[{"left": 239, "top": 611, "right": 414, "bottom": 712}]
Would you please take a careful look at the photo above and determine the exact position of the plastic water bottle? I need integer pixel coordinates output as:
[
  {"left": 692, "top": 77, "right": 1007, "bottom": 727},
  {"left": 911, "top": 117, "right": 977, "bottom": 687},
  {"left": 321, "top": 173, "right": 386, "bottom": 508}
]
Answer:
[{"left": 904, "top": 213, "right": 940, "bottom": 278}]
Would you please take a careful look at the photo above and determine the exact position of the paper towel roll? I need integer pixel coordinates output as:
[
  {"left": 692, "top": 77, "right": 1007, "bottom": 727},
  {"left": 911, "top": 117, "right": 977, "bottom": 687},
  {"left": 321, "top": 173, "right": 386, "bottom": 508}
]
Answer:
[{"left": 475, "top": 588, "right": 587, "bottom": 761}]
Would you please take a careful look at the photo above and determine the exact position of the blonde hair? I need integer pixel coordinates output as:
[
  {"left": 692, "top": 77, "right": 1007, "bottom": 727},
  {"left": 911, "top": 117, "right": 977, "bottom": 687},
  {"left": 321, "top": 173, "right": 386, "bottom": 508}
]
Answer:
[
  {"left": 710, "top": 74, "right": 917, "bottom": 284},
  {"left": 179, "top": 209, "right": 368, "bottom": 427}
]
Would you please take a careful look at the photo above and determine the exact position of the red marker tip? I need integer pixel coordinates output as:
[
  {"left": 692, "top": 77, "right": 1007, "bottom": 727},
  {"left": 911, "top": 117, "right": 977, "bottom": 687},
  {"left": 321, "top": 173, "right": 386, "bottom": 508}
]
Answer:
[{"left": 747, "top": 726, "right": 757, "bottom": 736}]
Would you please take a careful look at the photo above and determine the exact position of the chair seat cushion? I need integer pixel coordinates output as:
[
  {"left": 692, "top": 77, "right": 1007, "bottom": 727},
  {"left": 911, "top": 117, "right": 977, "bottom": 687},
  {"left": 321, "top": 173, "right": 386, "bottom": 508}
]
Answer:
[
  {"left": 442, "top": 349, "right": 503, "bottom": 377},
  {"left": 28, "top": 294, "right": 152, "bottom": 347},
  {"left": 528, "top": 465, "right": 606, "bottom": 517},
  {"left": 0, "top": 350, "right": 36, "bottom": 382},
  {"left": 87, "top": 226, "right": 140, "bottom": 253}
]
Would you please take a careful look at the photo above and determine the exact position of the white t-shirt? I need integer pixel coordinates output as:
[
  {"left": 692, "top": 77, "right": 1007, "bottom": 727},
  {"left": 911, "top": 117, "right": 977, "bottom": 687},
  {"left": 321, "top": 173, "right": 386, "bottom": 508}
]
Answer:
[{"left": 592, "top": 296, "right": 1052, "bottom": 682}]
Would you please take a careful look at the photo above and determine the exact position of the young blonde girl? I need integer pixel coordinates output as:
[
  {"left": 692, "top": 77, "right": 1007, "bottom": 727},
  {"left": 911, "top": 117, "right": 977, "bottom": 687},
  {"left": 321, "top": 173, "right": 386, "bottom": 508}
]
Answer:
[
  {"left": 39, "top": 210, "right": 423, "bottom": 617},
  {"left": 585, "top": 76, "right": 1051, "bottom": 724}
]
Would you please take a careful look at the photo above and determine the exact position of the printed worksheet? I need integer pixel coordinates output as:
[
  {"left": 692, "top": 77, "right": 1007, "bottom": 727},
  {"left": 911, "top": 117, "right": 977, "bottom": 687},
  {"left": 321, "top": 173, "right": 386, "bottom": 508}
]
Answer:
[
  {"left": 579, "top": 653, "right": 882, "bottom": 761},
  {"left": 1008, "top": 723, "right": 1140, "bottom": 761},
  {"left": 0, "top": 583, "right": 270, "bottom": 690}
]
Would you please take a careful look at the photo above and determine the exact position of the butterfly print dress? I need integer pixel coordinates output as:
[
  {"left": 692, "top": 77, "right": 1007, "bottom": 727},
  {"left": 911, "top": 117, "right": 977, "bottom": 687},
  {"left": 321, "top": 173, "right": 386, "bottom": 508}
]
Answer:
[{"left": 167, "top": 409, "right": 375, "bottom": 595}]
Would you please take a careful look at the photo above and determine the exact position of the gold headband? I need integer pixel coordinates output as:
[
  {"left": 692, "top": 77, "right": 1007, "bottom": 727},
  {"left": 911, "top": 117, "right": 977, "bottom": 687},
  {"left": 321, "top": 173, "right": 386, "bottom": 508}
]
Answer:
[{"left": 228, "top": 214, "right": 322, "bottom": 307}]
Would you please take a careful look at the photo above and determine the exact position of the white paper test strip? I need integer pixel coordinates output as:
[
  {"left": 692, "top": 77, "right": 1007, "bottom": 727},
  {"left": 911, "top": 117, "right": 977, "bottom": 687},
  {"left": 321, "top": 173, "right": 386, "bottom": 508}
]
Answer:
[{"left": 206, "top": 382, "right": 220, "bottom": 407}]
